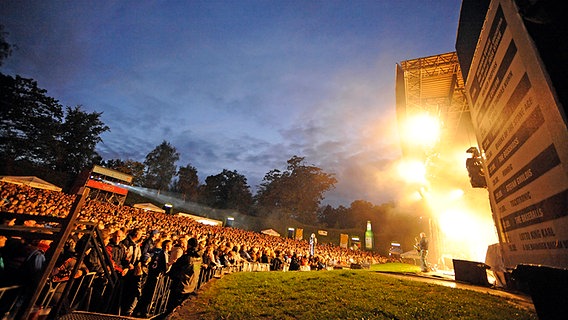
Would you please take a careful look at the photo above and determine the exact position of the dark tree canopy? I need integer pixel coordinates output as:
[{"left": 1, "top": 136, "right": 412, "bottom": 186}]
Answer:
[
  {"left": 318, "top": 204, "right": 353, "bottom": 228},
  {"left": 173, "top": 163, "right": 200, "bottom": 201},
  {"left": 256, "top": 155, "right": 337, "bottom": 224},
  {"left": 0, "top": 25, "right": 12, "bottom": 66},
  {"left": 56, "top": 106, "right": 109, "bottom": 174},
  {"left": 200, "top": 169, "right": 253, "bottom": 212},
  {"left": 0, "top": 74, "right": 63, "bottom": 164},
  {"left": 0, "top": 74, "right": 108, "bottom": 175},
  {"left": 103, "top": 159, "right": 145, "bottom": 186},
  {"left": 143, "top": 140, "right": 179, "bottom": 191}
]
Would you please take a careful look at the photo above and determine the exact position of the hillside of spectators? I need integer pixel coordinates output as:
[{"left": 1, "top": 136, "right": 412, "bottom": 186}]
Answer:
[
  {"left": 0, "top": 181, "right": 386, "bottom": 318},
  {"left": 1, "top": 181, "right": 383, "bottom": 264}
]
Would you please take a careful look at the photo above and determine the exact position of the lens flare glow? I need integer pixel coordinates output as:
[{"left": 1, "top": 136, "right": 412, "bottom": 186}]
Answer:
[
  {"left": 390, "top": 143, "right": 497, "bottom": 267},
  {"left": 397, "top": 160, "right": 426, "bottom": 184},
  {"left": 437, "top": 205, "right": 497, "bottom": 261},
  {"left": 423, "top": 181, "right": 498, "bottom": 264},
  {"left": 438, "top": 208, "right": 470, "bottom": 239},
  {"left": 448, "top": 188, "right": 464, "bottom": 200},
  {"left": 402, "top": 114, "right": 440, "bottom": 147}
]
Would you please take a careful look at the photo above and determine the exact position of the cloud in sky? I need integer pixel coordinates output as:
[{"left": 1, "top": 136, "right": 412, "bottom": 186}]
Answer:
[{"left": 0, "top": 0, "right": 462, "bottom": 206}]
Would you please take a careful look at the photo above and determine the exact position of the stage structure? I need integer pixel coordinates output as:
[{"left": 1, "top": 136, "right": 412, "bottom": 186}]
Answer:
[
  {"left": 396, "top": 51, "right": 498, "bottom": 270},
  {"left": 396, "top": 52, "right": 470, "bottom": 157},
  {"left": 457, "top": 0, "right": 568, "bottom": 271},
  {"left": 72, "top": 165, "right": 133, "bottom": 205},
  {"left": 396, "top": 0, "right": 568, "bottom": 277}
]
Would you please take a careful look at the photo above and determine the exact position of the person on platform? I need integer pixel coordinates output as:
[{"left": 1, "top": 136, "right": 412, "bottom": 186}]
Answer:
[{"left": 418, "top": 232, "right": 429, "bottom": 272}]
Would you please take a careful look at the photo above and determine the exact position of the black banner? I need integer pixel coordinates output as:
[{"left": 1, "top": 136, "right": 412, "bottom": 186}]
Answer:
[
  {"left": 482, "top": 73, "right": 531, "bottom": 153},
  {"left": 493, "top": 144, "right": 560, "bottom": 203},
  {"left": 476, "top": 40, "right": 518, "bottom": 128},
  {"left": 470, "top": 5, "right": 507, "bottom": 106},
  {"left": 487, "top": 106, "right": 545, "bottom": 177},
  {"left": 501, "top": 189, "right": 568, "bottom": 232}
]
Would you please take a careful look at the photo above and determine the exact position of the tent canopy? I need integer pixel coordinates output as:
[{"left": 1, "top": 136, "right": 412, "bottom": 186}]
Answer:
[
  {"left": 133, "top": 203, "right": 165, "bottom": 213},
  {"left": 261, "top": 228, "right": 281, "bottom": 237},
  {"left": 0, "top": 176, "right": 62, "bottom": 192},
  {"left": 176, "top": 212, "right": 223, "bottom": 226}
]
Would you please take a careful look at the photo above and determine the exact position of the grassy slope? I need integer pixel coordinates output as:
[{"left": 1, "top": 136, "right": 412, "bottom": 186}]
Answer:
[{"left": 169, "top": 266, "right": 536, "bottom": 320}]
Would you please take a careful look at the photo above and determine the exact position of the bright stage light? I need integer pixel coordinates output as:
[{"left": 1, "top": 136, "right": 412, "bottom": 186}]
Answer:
[
  {"left": 448, "top": 189, "right": 464, "bottom": 200},
  {"left": 438, "top": 208, "right": 469, "bottom": 239},
  {"left": 397, "top": 160, "right": 426, "bottom": 184},
  {"left": 402, "top": 113, "right": 440, "bottom": 147},
  {"left": 409, "top": 191, "right": 423, "bottom": 202}
]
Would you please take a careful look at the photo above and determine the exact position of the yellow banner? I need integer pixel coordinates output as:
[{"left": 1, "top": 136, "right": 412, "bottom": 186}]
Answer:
[
  {"left": 340, "top": 233, "right": 349, "bottom": 248},
  {"left": 295, "top": 228, "right": 303, "bottom": 241}
]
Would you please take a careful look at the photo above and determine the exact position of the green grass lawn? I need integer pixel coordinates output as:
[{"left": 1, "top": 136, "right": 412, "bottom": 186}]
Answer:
[
  {"left": 370, "top": 262, "right": 422, "bottom": 273},
  {"left": 169, "top": 265, "right": 536, "bottom": 320}
]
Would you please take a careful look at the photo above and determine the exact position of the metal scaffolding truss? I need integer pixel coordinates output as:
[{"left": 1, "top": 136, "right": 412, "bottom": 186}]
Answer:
[{"left": 398, "top": 52, "right": 470, "bottom": 138}]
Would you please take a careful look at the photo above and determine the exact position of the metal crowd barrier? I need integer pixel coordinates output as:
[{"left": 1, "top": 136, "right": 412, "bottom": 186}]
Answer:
[
  {"left": 0, "top": 259, "right": 273, "bottom": 319},
  {"left": 241, "top": 261, "right": 271, "bottom": 272},
  {"left": 0, "top": 271, "right": 98, "bottom": 320},
  {"left": 0, "top": 285, "right": 22, "bottom": 320},
  {"left": 196, "top": 262, "right": 271, "bottom": 290},
  {"left": 146, "top": 274, "right": 171, "bottom": 317}
]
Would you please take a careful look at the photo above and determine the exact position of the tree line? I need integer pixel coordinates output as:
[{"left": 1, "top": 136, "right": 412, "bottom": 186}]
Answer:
[
  {"left": 0, "top": 26, "right": 421, "bottom": 237},
  {"left": 102, "top": 143, "right": 338, "bottom": 225}
]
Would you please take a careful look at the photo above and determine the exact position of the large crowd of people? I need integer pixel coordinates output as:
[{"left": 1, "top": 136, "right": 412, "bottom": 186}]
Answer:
[{"left": 0, "top": 181, "right": 385, "bottom": 317}]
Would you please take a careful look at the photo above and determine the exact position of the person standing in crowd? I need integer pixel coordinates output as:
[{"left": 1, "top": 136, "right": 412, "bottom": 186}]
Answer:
[
  {"left": 141, "top": 230, "right": 160, "bottom": 264},
  {"left": 16, "top": 239, "right": 52, "bottom": 319},
  {"left": 135, "top": 239, "right": 172, "bottom": 317},
  {"left": 289, "top": 252, "right": 300, "bottom": 271},
  {"left": 106, "top": 229, "right": 130, "bottom": 314},
  {"left": 83, "top": 229, "right": 111, "bottom": 313},
  {"left": 270, "top": 250, "right": 283, "bottom": 271},
  {"left": 201, "top": 244, "right": 220, "bottom": 281},
  {"left": 122, "top": 228, "right": 143, "bottom": 269},
  {"left": 51, "top": 242, "right": 89, "bottom": 282},
  {"left": 260, "top": 248, "right": 270, "bottom": 265},
  {"left": 167, "top": 237, "right": 202, "bottom": 312},
  {"left": 169, "top": 238, "right": 187, "bottom": 265},
  {"left": 106, "top": 229, "right": 129, "bottom": 276},
  {"left": 238, "top": 244, "right": 253, "bottom": 262},
  {"left": 121, "top": 228, "right": 144, "bottom": 316},
  {"left": 418, "top": 232, "right": 429, "bottom": 272},
  {"left": 0, "top": 235, "right": 6, "bottom": 273}
]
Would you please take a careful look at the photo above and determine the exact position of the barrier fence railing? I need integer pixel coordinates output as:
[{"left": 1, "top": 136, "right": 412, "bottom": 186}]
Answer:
[
  {"left": 0, "top": 285, "right": 22, "bottom": 319},
  {"left": 0, "top": 185, "right": 281, "bottom": 319},
  {"left": 0, "top": 188, "right": 93, "bottom": 319},
  {"left": 0, "top": 251, "right": 270, "bottom": 320}
]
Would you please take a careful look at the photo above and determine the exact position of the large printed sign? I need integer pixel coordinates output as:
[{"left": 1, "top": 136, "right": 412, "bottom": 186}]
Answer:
[
  {"left": 295, "top": 228, "right": 303, "bottom": 241},
  {"left": 340, "top": 233, "right": 349, "bottom": 249},
  {"left": 465, "top": 0, "right": 568, "bottom": 268}
]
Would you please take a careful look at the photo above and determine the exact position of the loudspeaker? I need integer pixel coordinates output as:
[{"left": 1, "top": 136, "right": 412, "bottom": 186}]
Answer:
[
  {"left": 513, "top": 264, "right": 568, "bottom": 320},
  {"left": 452, "top": 259, "right": 490, "bottom": 286}
]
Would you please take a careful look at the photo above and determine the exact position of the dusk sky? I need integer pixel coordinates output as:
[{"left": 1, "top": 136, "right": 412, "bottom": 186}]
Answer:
[{"left": 1, "top": 0, "right": 462, "bottom": 207}]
